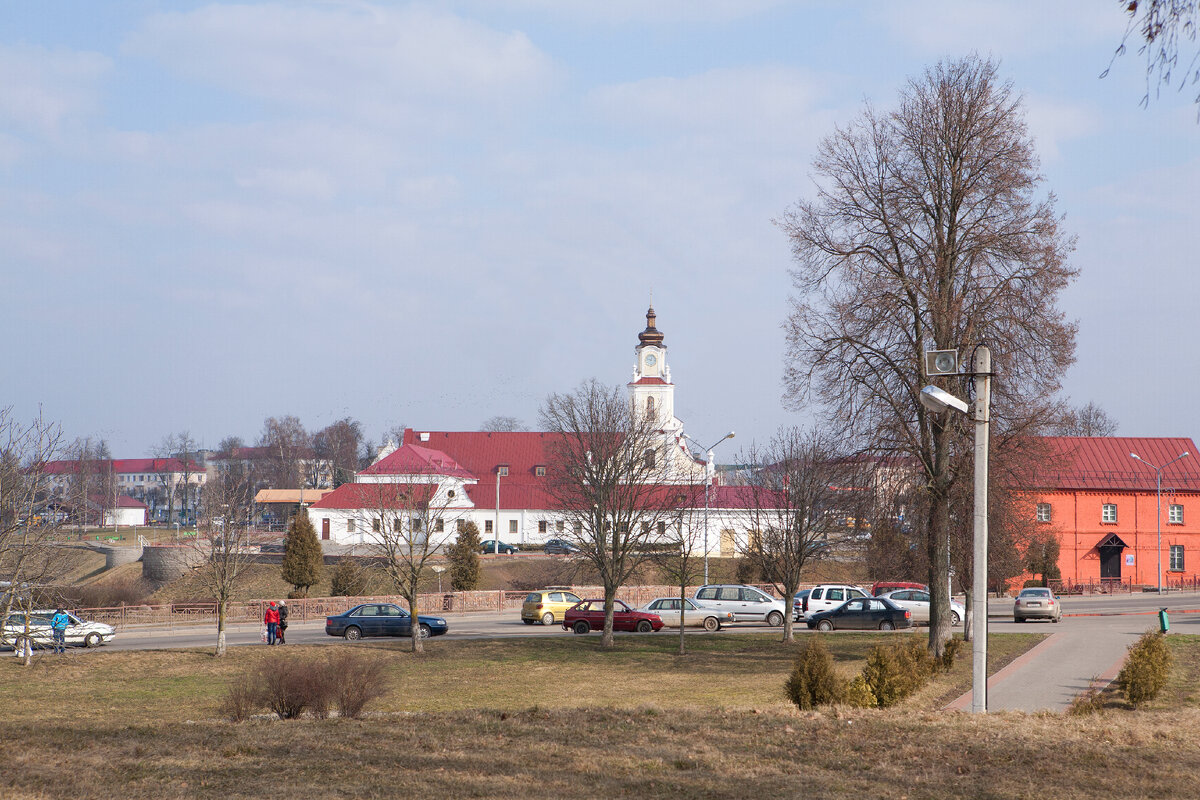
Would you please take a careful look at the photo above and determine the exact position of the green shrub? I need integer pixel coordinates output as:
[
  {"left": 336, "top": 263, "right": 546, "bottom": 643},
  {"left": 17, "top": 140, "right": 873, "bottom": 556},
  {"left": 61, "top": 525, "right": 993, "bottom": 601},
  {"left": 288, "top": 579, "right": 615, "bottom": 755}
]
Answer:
[
  {"left": 862, "top": 638, "right": 935, "bottom": 708},
  {"left": 1117, "top": 630, "right": 1171, "bottom": 706},
  {"left": 785, "top": 636, "right": 842, "bottom": 710},
  {"left": 940, "top": 636, "right": 963, "bottom": 672},
  {"left": 281, "top": 508, "right": 324, "bottom": 598},
  {"left": 842, "top": 674, "right": 876, "bottom": 708}
]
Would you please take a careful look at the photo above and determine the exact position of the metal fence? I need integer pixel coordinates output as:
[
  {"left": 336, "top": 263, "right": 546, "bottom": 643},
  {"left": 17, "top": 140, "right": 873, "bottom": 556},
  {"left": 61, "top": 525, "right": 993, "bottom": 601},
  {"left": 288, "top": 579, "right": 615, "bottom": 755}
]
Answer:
[{"left": 76, "top": 583, "right": 788, "bottom": 630}]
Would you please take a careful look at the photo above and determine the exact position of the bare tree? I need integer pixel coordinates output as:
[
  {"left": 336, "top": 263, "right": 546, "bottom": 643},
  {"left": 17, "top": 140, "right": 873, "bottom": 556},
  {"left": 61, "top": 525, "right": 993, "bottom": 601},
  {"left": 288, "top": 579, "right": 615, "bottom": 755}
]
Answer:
[
  {"left": 354, "top": 482, "right": 462, "bottom": 653},
  {"left": 732, "top": 428, "right": 853, "bottom": 643},
  {"left": 155, "top": 431, "right": 200, "bottom": 524},
  {"left": 258, "top": 416, "right": 310, "bottom": 489},
  {"left": 540, "top": 379, "right": 680, "bottom": 649},
  {"left": 1052, "top": 401, "right": 1119, "bottom": 437},
  {"left": 193, "top": 461, "right": 258, "bottom": 656},
  {"left": 313, "top": 418, "right": 364, "bottom": 488},
  {"left": 0, "top": 409, "right": 74, "bottom": 666},
  {"left": 649, "top": 491, "right": 707, "bottom": 655},
  {"left": 1105, "top": 0, "right": 1200, "bottom": 114},
  {"left": 481, "top": 415, "right": 527, "bottom": 432},
  {"left": 778, "top": 56, "right": 1077, "bottom": 656}
]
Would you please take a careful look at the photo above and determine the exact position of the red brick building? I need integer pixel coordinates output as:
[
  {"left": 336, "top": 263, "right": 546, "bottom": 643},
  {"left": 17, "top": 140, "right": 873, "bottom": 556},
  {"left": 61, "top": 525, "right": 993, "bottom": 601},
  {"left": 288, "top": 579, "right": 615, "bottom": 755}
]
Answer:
[{"left": 1033, "top": 437, "right": 1200, "bottom": 589}]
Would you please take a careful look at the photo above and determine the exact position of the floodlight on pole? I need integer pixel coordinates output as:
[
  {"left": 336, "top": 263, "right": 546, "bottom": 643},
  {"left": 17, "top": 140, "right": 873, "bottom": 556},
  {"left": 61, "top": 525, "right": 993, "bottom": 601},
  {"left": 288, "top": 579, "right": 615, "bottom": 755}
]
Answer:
[
  {"left": 682, "top": 431, "right": 735, "bottom": 584},
  {"left": 1130, "top": 451, "right": 1189, "bottom": 594}
]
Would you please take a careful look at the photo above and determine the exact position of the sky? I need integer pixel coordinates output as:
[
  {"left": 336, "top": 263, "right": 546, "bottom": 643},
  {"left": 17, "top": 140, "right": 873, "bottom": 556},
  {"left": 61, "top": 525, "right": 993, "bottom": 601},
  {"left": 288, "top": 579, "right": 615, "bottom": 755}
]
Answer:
[{"left": 1, "top": 1, "right": 1197, "bottom": 459}]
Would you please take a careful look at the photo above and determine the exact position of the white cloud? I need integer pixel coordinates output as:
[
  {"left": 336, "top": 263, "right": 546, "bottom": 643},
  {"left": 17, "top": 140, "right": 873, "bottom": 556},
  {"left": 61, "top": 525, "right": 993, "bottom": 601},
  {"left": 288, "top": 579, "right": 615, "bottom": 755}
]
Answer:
[
  {"left": 124, "top": 3, "right": 559, "bottom": 126},
  {"left": 1023, "top": 95, "right": 1102, "bottom": 162},
  {"left": 0, "top": 44, "right": 110, "bottom": 135},
  {"left": 461, "top": 0, "right": 786, "bottom": 25}
]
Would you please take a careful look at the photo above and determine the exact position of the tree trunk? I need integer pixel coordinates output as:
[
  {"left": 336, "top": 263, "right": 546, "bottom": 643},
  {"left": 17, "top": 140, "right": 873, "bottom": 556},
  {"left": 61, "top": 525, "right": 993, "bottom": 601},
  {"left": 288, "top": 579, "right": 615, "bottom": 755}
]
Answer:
[
  {"left": 677, "top": 583, "right": 687, "bottom": 656},
  {"left": 216, "top": 602, "right": 228, "bottom": 657},
  {"left": 927, "top": 487, "right": 951, "bottom": 658},
  {"left": 602, "top": 590, "right": 615, "bottom": 649},
  {"left": 409, "top": 593, "right": 423, "bottom": 653},
  {"left": 963, "top": 588, "right": 973, "bottom": 643},
  {"left": 781, "top": 581, "right": 798, "bottom": 643}
]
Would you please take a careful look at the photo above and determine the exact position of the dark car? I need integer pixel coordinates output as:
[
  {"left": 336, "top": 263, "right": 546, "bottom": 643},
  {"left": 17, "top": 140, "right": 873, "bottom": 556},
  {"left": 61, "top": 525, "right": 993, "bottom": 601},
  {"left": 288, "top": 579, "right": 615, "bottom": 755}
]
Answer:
[
  {"left": 325, "top": 603, "right": 449, "bottom": 640},
  {"left": 562, "top": 599, "right": 663, "bottom": 634},
  {"left": 479, "top": 539, "right": 519, "bottom": 555},
  {"left": 792, "top": 589, "right": 812, "bottom": 621},
  {"left": 543, "top": 538, "right": 580, "bottom": 555},
  {"left": 806, "top": 597, "right": 912, "bottom": 631}
]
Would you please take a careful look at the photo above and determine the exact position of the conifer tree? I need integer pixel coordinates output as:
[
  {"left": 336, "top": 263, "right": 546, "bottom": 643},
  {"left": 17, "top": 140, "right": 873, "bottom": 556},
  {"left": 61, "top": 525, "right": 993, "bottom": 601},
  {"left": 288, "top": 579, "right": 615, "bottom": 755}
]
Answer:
[
  {"left": 281, "top": 507, "right": 324, "bottom": 597},
  {"left": 447, "top": 521, "right": 482, "bottom": 592}
]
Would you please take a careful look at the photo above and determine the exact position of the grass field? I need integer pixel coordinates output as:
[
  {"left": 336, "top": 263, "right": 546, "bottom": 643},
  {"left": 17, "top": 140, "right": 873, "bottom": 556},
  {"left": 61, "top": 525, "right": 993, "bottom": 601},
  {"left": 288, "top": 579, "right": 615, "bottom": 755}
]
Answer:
[{"left": 0, "top": 630, "right": 1127, "bottom": 800}]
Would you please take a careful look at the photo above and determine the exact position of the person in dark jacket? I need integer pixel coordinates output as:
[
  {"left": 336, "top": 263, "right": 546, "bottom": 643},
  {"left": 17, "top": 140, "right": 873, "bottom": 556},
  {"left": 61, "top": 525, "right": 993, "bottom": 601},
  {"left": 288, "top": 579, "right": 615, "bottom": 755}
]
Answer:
[
  {"left": 264, "top": 602, "right": 280, "bottom": 645},
  {"left": 277, "top": 601, "right": 289, "bottom": 645}
]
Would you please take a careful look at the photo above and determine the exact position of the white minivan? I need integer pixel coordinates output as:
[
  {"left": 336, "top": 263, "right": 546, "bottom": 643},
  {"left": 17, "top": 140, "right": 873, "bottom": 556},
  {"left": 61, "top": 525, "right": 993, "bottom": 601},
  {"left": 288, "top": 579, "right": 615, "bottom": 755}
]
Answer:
[{"left": 693, "top": 585, "right": 787, "bottom": 626}]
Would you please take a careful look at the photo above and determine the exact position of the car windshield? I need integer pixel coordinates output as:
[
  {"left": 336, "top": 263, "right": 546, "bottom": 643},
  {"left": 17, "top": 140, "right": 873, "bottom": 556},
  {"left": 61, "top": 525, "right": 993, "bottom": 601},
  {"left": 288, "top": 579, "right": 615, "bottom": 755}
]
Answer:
[{"left": 1019, "top": 589, "right": 1050, "bottom": 598}]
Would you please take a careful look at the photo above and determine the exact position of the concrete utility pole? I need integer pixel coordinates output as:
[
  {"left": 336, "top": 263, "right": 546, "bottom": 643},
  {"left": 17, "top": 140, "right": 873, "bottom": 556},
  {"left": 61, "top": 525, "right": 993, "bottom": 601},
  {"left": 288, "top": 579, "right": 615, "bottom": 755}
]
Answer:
[
  {"left": 1130, "top": 450, "right": 1190, "bottom": 593},
  {"left": 971, "top": 346, "right": 991, "bottom": 715}
]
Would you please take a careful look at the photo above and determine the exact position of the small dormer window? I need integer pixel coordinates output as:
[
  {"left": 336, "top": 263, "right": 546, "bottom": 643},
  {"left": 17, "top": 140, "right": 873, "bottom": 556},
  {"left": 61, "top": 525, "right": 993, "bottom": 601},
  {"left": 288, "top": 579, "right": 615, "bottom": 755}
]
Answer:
[
  {"left": 535, "top": 466, "right": 546, "bottom": 477},
  {"left": 497, "top": 466, "right": 509, "bottom": 477}
]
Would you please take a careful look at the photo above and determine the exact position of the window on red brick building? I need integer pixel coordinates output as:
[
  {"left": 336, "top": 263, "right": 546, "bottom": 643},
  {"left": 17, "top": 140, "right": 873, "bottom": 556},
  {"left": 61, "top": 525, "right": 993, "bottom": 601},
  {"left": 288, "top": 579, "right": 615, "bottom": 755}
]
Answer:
[
  {"left": 1036, "top": 503, "right": 1051, "bottom": 522},
  {"left": 1102, "top": 503, "right": 1117, "bottom": 524},
  {"left": 1170, "top": 504, "right": 1184, "bottom": 524},
  {"left": 1170, "top": 545, "right": 1184, "bottom": 571}
]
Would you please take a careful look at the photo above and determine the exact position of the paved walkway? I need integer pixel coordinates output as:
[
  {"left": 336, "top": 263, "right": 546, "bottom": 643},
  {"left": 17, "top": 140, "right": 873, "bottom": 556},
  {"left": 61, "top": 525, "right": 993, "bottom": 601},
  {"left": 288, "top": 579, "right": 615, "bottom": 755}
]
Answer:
[{"left": 947, "top": 605, "right": 1179, "bottom": 712}]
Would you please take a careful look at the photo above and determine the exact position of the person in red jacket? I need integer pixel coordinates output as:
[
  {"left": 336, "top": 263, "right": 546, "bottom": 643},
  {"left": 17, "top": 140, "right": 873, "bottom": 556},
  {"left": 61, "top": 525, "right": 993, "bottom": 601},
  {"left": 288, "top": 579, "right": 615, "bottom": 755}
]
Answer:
[{"left": 264, "top": 602, "right": 280, "bottom": 645}]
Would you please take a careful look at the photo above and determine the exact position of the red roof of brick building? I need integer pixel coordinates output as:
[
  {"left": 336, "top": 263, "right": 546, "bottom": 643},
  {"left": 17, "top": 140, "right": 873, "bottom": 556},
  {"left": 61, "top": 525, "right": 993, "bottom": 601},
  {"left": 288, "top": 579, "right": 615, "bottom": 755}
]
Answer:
[{"left": 1036, "top": 437, "right": 1200, "bottom": 492}]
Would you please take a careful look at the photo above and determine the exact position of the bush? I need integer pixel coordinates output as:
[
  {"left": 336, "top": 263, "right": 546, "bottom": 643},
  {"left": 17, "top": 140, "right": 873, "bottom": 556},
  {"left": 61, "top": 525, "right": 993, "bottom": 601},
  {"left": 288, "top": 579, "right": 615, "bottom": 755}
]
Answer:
[
  {"left": 220, "top": 680, "right": 260, "bottom": 723},
  {"left": 330, "top": 559, "right": 369, "bottom": 597},
  {"left": 324, "top": 650, "right": 389, "bottom": 719},
  {"left": 862, "top": 638, "right": 934, "bottom": 708},
  {"left": 1022, "top": 578, "right": 1047, "bottom": 589},
  {"left": 447, "top": 521, "right": 483, "bottom": 592},
  {"left": 940, "top": 636, "right": 963, "bottom": 672},
  {"left": 66, "top": 575, "right": 153, "bottom": 608},
  {"left": 735, "top": 558, "right": 761, "bottom": 585},
  {"left": 258, "top": 653, "right": 331, "bottom": 719},
  {"left": 1117, "top": 629, "right": 1171, "bottom": 706},
  {"left": 785, "top": 636, "right": 842, "bottom": 710},
  {"left": 842, "top": 674, "right": 877, "bottom": 708}
]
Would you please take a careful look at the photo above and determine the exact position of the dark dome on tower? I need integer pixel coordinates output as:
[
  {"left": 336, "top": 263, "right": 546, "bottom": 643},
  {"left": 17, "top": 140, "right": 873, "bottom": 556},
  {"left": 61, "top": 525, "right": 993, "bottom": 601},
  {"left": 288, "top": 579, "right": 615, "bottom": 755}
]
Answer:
[{"left": 637, "top": 306, "right": 665, "bottom": 348}]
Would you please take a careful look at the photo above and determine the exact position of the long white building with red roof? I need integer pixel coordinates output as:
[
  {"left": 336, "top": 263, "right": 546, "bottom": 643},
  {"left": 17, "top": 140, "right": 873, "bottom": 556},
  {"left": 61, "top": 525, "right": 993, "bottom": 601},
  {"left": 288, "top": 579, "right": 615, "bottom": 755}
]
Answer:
[{"left": 309, "top": 308, "right": 756, "bottom": 551}]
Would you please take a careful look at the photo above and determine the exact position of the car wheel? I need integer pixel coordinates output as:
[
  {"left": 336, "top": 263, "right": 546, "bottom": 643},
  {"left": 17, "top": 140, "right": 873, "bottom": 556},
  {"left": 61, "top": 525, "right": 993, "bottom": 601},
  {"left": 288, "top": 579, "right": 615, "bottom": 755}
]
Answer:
[
  {"left": 572, "top": 621, "right": 590, "bottom": 635},
  {"left": 541, "top": 612, "right": 555, "bottom": 626},
  {"left": 522, "top": 618, "right": 535, "bottom": 625},
  {"left": 84, "top": 633, "right": 102, "bottom": 648},
  {"left": 419, "top": 624, "right": 432, "bottom": 639},
  {"left": 816, "top": 619, "right": 834, "bottom": 632},
  {"left": 1052, "top": 616, "right": 1060, "bottom": 624},
  {"left": 636, "top": 620, "right": 653, "bottom": 633},
  {"left": 950, "top": 611, "right": 962, "bottom": 626},
  {"left": 703, "top": 616, "right": 719, "bottom": 632},
  {"left": 1014, "top": 616, "right": 1024, "bottom": 623},
  {"left": 767, "top": 611, "right": 784, "bottom": 627},
  {"left": 879, "top": 620, "right": 896, "bottom": 631},
  {"left": 344, "top": 626, "right": 362, "bottom": 641}
]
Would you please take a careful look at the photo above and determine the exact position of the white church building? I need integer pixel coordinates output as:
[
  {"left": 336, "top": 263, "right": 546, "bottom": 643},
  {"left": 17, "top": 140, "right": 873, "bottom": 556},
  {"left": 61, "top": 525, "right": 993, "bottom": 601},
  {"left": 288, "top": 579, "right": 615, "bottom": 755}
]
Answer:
[{"left": 309, "top": 307, "right": 756, "bottom": 555}]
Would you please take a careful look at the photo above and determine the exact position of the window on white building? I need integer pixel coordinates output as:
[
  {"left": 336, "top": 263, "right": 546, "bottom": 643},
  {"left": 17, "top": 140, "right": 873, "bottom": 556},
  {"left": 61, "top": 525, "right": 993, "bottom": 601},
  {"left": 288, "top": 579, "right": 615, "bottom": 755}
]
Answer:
[
  {"left": 347, "top": 519, "right": 356, "bottom": 533},
  {"left": 1171, "top": 545, "right": 1185, "bottom": 571},
  {"left": 1036, "top": 503, "right": 1051, "bottom": 522},
  {"left": 573, "top": 521, "right": 583, "bottom": 535},
  {"left": 434, "top": 519, "right": 444, "bottom": 533},
  {"left": 372, "top": 518, "right": 381, "bottom": 533},
  {"left": 556, "top": 521, "right": 564, "bottom": 532},
  {"left": 538, "top": 521, "right": 548, "bottom": 534},
  {"left": 1170, "top": 504, "right": 1184, "bottom": 524},
  {"left": 1102, "top": 504, "right": 1117, "bottom": 524},
  {"left": 485, "top": 520, "right": 493, "bottom": 534},
  {"left": 509, "top": 519, "right": 518, "bottom": 535}
]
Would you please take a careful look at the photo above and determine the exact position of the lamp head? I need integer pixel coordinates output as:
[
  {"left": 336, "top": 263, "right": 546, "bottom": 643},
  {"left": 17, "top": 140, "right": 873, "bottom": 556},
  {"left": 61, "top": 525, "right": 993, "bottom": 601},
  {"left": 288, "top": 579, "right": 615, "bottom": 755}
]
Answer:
[{"left": 919, "top": 385, "right": 969, "bottom": 415}]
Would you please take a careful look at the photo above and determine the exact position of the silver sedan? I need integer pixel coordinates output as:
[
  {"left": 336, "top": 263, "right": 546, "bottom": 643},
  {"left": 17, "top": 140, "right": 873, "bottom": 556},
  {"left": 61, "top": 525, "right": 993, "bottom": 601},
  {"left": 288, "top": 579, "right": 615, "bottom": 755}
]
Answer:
[
  {"left": 638, "top": 597, "right": 734, "bottom": 632},
  {"left": 878, "top": 589, "right": 966, "bottom": 626}
]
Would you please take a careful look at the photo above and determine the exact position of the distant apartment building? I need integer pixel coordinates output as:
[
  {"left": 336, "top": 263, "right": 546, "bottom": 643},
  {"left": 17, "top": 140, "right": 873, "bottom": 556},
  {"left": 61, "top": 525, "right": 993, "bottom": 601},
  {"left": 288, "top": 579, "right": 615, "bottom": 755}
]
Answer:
[{"left": 41, "top": 458, "right": 206, "bottom": 523}]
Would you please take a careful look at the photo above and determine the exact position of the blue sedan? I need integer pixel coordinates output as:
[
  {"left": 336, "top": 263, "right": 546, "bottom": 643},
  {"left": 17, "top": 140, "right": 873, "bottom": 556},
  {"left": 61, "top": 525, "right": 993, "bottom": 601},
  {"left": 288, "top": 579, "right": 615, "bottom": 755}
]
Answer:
[{"left": 325, "top": 603, "right": 449, "bottom": 640}]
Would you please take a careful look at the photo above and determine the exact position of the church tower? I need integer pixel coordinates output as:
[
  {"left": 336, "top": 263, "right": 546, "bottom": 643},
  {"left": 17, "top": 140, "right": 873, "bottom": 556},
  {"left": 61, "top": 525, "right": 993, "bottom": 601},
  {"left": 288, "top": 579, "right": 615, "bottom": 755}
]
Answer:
[{"left": 628, "top": 306, "right": 705, "bottom": 483}]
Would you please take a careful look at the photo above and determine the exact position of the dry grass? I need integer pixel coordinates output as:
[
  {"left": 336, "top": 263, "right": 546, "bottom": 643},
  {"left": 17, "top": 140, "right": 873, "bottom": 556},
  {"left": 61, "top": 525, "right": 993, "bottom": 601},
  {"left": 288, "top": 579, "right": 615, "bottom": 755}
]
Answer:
[{"left": 0, "top": 632, "right": 1078, "bottom": 799}]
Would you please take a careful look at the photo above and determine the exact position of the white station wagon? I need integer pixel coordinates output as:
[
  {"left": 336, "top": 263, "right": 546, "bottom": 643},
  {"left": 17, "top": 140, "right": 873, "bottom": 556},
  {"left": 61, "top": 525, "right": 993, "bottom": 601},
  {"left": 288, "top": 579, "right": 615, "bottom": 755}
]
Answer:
[{"left": 2, "top": 610, "right": 117, "bottom": 649}]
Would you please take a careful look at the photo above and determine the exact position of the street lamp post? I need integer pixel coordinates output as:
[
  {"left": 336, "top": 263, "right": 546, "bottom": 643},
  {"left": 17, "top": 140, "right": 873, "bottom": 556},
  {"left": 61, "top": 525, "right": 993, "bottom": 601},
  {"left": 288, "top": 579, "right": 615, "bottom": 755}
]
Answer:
[
  {"left": 1130, "top": 450, "right": 1190, "bottom": 593},
  {"left": 919, "top": 345, "right": 990, "bottom": 714},
  {"left": 682, "top": 431, "right": 735, "bottom": 584}
]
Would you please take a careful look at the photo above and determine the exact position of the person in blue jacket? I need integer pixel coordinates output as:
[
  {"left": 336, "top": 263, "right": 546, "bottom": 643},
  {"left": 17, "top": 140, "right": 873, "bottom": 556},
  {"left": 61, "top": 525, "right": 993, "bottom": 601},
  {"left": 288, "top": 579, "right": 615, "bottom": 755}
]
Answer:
[{"left": 50, "top": 607, "right": 70, "bottom": 654}]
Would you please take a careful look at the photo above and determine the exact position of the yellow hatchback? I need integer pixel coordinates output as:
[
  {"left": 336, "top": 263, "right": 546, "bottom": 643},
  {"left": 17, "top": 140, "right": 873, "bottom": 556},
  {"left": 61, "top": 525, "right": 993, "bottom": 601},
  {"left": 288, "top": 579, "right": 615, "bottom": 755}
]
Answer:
[{"left": 521, "top": 587, "right": 582, "bottom": 626}]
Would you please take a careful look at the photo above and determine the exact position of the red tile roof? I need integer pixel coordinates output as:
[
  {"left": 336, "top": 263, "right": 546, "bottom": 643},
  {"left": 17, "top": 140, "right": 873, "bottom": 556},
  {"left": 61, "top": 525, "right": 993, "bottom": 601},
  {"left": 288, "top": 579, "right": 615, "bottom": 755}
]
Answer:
[
  {"left": 309, "top": 483, "right": 443, "bottom": 510},
  {"left": 629, "top": 377, "right": 670, "bottom": 385},
  {"left": 1037, "top": 437, "right": 1200, "bottom": 492},
  {"left": 402, "top": 430, "right": 562, "bottom": 510},
  {"left": 41, "top": 458, "right": 203, "bottom": 475},
  {"left": 359, "top": 443, "right": 475, "bottom": 480},
  {"left": 89, "top": 494, "right": 148, "bottom": 509}
]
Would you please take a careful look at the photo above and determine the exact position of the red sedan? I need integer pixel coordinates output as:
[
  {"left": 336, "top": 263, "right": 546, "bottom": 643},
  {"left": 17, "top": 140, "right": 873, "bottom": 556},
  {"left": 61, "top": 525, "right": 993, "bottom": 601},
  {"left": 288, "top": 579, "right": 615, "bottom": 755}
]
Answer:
[{"left": 562, "top": 599, "right": 663, "bottom": 634}]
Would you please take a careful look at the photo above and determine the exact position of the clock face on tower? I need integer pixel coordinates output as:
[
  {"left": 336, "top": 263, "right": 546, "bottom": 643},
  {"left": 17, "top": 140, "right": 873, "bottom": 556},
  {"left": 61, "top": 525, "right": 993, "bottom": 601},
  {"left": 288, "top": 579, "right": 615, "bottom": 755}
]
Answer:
[{"left": 645, "top": 354, "right": 657, "bottom": 367}]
